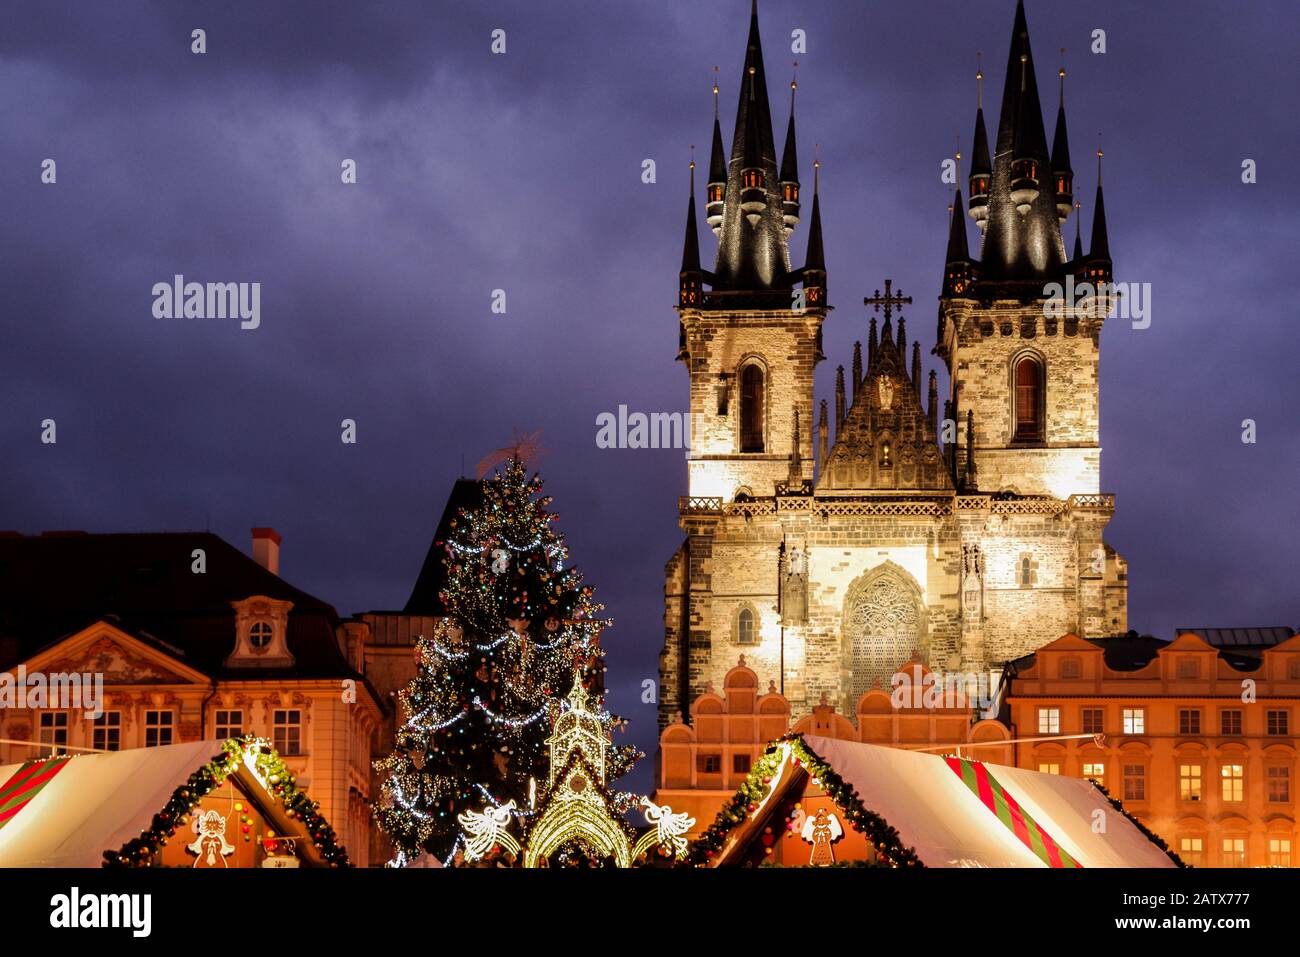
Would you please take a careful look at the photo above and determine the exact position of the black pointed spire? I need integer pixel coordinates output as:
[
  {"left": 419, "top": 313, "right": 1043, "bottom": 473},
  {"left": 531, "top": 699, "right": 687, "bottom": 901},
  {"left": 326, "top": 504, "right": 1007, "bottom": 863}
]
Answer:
[
  {"left": 969, "top": 55, "right": 992, "bottom": 231},
  {"left": 679, "top": 158, "right": 703, "bottom": 307},
  {"left": 779, "top": 70, "right": 801, "bottom": 234},
  {"left": 896, "top": 316, "right": 907, "bottom": 365},
  {"left": 852, "top": 341, "right": 863, "bottom": 400},
  {"left": 706, "top": 72, "right": 727, "bottom": 237},
  {"left": 1051, "top": 59, "right": 1074, "bottom": 225},
  {"left": 946, "top": 188, "right": 970, "bottom": 263},
  {"left": 1089, "top": 150, "right": 1110, "bottom": 264},
  {"left": 1072, "top": 200, "right": 1083, "bottom": 262},
  {"left": 835, "top": 365, "right": 846, "bottom": 432},
  {"left": 911, "top": 342, "right": 922, "bottom": 397},
  {"left": 927, "top": 370, "right": 939, "bottom": 434},
  {"left": 713, "top": 0, "right": 788, "bottom": 292},
  {"left": 818, "top": 399, "right": 828, "bottom": 476},
  {"left": 801, "top": 160, "right": 827, "bottom": 306},
  {"left": 868, "top": 316, "right": 878, "bottom": 364},
  {"left": 981, "top": 0, "right": 1066, "bottom": 282}
]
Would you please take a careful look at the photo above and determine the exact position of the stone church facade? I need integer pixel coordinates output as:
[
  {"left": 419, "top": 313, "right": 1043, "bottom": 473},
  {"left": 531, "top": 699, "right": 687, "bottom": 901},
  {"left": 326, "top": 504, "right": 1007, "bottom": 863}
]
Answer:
[{"left": 660, "top": 1, "right": 1128, "bottom": 725}]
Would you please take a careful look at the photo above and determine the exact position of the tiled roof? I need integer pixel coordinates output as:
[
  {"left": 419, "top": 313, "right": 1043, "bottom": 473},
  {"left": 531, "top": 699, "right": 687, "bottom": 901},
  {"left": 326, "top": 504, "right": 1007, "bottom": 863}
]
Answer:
[
  {"left": 0, "top": 531, "right": 360, "bottom": 682},
  {"left": 1175, "top": 627, "right": 1295, "bottom": 649}
]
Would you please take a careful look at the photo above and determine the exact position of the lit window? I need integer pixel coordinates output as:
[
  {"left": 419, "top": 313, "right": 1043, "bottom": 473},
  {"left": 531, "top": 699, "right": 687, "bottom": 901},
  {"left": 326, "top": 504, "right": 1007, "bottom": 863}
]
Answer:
[
  {"left": 1269, "top": 839, "right": 1292, "bottom": 868},
  {"left": 1267, "top": 710, "right": 1289, "bottom": 736},
  {"left": 1179, "top": 764, "right": 1202, "bottom": 801},
  {"left": 249, "top": 621, "right": 274, "bottom": 648},
  {"left": 1037, "top": 708, "right": 1060, "bottom": 734},
  {"left": 38, "top": 712, "right": 69, "bottom": 757},
  {"left": 215, "top": 709, "right": 244, "bottom": 741},
  {"left": 145, "top": 710, "right": 174, "bottom": 748},
  {"left": 1267, "top": 766, "right": 1291, "bottom": 803},
  {"left": 1179, "top": 837, "right": 1204, "bottom": 867},
  {"left": 737, "top": 608, "right": 756, "bottom": 646},
  {"left": 273, "top": 709, "right": 302, "bottom": 756},
  {"left": 1122, "top": 708, "right": 1145, "bottom": 734},
  {"left": 1037, "top": 762, "right": 1060, "bottom": 775},
  {"left": 1221, "top": 838, "right": 1246, "bottom": 868},
  {"left": 1178, "top": 709, "right": 1201, "bottom": 735},
  {"left": 879, "top": 440, "right": 892, "bottom": 469},
  {"left": 1221, "top": 764, "right": 1244, "bottom": 802},
  {"left": 1013, "top": 356, "right": 1044, "bottom": 442},
  {"left": 739, "top": 364, "right": 765, "bottom": 453},
  {"left": 1220, "top": 709, "right": 1242, "bottom": 736},
  {"left": 1082, "top": 708, "right": 1104, "bottom": 734},
  {"left": 1123, "top": 764, "right": 1146, "bottom": 801},
  {"left": 92, "top": 712, "right": 121, "bottom": 752},
  {"left": 1082, "top": 763, "right": 1105, "bottom": 785}
]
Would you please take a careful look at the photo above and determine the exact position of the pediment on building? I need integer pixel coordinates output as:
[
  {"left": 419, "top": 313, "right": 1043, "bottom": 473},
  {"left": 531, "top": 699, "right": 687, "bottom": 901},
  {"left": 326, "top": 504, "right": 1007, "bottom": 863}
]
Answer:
[{"left": 22, "top": 621, "right": 208, "bottom": 686}]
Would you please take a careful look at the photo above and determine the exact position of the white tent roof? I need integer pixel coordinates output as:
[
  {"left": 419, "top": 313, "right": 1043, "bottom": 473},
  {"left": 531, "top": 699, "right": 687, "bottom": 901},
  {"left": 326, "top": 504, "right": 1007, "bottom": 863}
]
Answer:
[
  {"left": 802, "top": 736, "right": 1174, "bottom": 868},
  {"left": 0, "top": 741, "right": 228, "bottom": 868}
]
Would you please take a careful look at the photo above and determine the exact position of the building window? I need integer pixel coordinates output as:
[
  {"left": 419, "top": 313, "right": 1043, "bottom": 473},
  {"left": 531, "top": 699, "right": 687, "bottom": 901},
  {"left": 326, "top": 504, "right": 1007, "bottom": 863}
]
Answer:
[
  {"left": 1289, "top": 660, "right": 1300, "bottom": 679},
  {"left": 1179, "top": 764, "right": 1202, "bottom": 801},
  {"left": 1179, "top": 837, "right": 1204, "bottom": 867},
  {"left": 1123, "top": 764, "right": 1146, "bottom": 801},
  {"left": 272, "top": 709, "right": 302, "bottom": 756},
  {"left": 1220, "top": 763, "right": 1244, "bottom": 802},
  {"left": 1017, "top": 553, "right": 1038, "bottom": 588},
  {"left": 1122, "top": 708, "right": 1145, "bottom": 734},
  {"left": 1266, "top": 766, "right": 1291, "bottom": 803},
  {"left": 1059, "top": 657, "right": 1080, "bottom": 679},
  {"left": 1176, "top": 657, "right": 1199, "bottom": 680},
  {"left": 38, "top": 712, "right": 69, "bottom": 756},
  {"left": 737, "top": 608, "right": 756, "bottom": 646},
  {"left": 733, "top": 754, "right": 751, "bottom": 774},
  {"left": 1038, "top": 708, "right": 1060, "bottom": 734},
  {"left": 214, "top": 709, "right": 244, "bottom": 740},
  {"left": 1269, "top": 838, "right": 1293, "bottom": 868},
  {"left": 1267, "top": 709, "right": 1289, "bottom": 736},
  {"left": 1220, "top": 709, "right": 1243, "bottom": 736},
  {"left": 92, "top": 712, "right": 121, "bottom": 752},
  {"left": 697, "top": 753, "right": 721, "bottom": 774},
  {"left": 1082, "top": 763, "right": 1105, "bottom": 785},
  {"left": 1012, "top": 355, "right": 1044, "bottom": 442},
  {"left": 739, "top": 363, "right": 765, "bottom": 453},
  {"left": 145, "top": 710, "right": 174, "bottom": 748},
  {"left": 1178, "top": 709, "right": 1201, "bottom": 735},
  {"left": 1037, "top": 762, "right": 1060, "bottom": 775},
  {"left": 1082, "top": 708, "right": 1104, "bottom": 734},
  {"left": 249, "top": 621, "right": 274, "bottom": 648},
  {"left": 1221, "top": 838, "right": 1246, "bottom": 868}
]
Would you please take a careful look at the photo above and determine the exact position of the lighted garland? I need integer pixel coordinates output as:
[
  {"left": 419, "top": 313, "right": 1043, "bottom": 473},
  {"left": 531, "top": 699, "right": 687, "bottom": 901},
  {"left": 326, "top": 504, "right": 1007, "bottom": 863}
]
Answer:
[
  {"left": 103, "top": 736, "right": 348, "bottom": 868},
  {"left": 1091, "top": 782, "right": 1187, "bottom": 868},
  {"left": 685, "top": 733, "right": 923, "bottom": 868}
]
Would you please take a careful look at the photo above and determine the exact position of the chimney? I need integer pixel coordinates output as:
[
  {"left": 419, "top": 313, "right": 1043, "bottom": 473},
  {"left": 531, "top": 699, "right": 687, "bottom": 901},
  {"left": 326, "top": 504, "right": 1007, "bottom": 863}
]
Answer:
[{"left": 251, "top": 528, "right": 281, "bottom": 575}]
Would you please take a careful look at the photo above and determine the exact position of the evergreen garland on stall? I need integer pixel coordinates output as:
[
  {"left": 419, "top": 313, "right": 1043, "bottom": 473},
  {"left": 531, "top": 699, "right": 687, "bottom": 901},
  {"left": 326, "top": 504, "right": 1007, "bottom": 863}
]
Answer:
[
  {"left": 103, "top": 737, "right": 347, "bottom": 868},
  {"left": 685, "top": 733, "right": 922, "bottom": 868},
  {"left": 374, "top": 457, "right": 640, "bottom": 865},
  {"left": 1091, "top": 782, "right": 1187, "bottom": 867}
]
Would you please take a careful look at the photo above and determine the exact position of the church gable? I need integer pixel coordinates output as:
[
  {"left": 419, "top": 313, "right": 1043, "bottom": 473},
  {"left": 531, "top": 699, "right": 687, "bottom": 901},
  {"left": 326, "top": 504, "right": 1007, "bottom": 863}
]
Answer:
[
  {"left": 819, "top": 320, "right": 950, "bottom": 493},
  {"left": 26, "top": 622, "right": 207, "bottom": 686}
]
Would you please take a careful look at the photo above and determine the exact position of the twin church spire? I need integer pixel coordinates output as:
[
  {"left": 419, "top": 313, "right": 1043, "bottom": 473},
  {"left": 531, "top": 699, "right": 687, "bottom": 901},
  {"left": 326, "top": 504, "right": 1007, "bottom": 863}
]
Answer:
[
  {"left": 679, "top": 0, "right": 825, "bottom": 308},
  {"left": 956, "top": 0, "right": 1109, "bottom": 293}
]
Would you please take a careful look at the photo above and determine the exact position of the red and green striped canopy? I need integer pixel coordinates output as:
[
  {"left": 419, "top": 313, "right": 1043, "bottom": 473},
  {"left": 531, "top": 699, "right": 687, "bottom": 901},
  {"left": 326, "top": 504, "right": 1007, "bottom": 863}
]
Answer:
[
  {"left": 0, "top": 756, "right": 71, "bottom": 831},
  {"left": 945, "top": 756, "right": 1082, "bottom": 868}
]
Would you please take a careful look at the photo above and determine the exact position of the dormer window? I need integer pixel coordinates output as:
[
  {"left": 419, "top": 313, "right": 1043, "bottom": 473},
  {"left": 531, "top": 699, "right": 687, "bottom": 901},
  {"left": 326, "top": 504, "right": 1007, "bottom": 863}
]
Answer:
[
  {"left": 227, "top": 596, "right": 295, "bottom": 668},
  {"left": 783, "top": 182, "right": 798, "bottom": 202},
  {"left": 743, "top": 169, "right": 765, "bottom": 189},
  {"left": 708, "top": 183, "right": 724, "bottom": 203}
]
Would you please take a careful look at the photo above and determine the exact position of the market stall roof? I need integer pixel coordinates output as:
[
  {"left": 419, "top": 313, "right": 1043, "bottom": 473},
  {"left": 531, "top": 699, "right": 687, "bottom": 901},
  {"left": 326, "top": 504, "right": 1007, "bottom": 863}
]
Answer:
[
  {"left": 0, "top": 739, "right": 339, "bottom": 868},
  {"left": 698, "top": 735, "right": 1177, "bottom": 868}
]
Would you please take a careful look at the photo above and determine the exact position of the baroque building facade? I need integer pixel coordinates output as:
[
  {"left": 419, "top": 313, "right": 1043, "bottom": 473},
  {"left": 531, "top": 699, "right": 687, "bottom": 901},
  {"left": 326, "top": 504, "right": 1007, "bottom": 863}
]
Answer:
[{"left": 660, "top": 1, "right": 1128, "bottom": 726}]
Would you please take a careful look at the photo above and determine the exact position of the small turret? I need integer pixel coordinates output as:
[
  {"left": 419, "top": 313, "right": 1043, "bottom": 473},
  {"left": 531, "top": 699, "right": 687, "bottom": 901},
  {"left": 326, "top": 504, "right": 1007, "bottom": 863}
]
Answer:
[
  {"left": 851, "top": 340, "right": 863, "bottom": 403},
  {"left": 1085, "top": 148, "right": 1112, "bottom": 285},
  {"left": 968, "top": 59, "right": 992, "bottom": 231},
  {"left": 1051, "top": 62, "right": 1074, "bottom": 225},
  {"left": 1009, "top": 54, "right": 1041, "bottom": 216},
  {"left": 679, "top": 158, "right": 704, "bottom": 307},
  {"left": 706, "top": 73, "right": 727, "bottom": 237},
  {"left": 779, "top": 73, "right": 801, "bottom": 234},
  {"left": 801, "top": 159, "right": 827, "bottom": 305}
]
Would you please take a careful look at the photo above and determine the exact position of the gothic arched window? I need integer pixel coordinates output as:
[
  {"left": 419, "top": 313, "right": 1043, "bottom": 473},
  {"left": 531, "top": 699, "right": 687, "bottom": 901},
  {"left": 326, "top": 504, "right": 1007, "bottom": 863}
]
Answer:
[
  {"left": 1013, "top": 355, "right": 1044, "bottom": 442},
  {"left": 737, "top": 607, "right": 756, "bottom": 645},
  {"left": 740, "top": 363, "right": 765, "bottom": 452}
]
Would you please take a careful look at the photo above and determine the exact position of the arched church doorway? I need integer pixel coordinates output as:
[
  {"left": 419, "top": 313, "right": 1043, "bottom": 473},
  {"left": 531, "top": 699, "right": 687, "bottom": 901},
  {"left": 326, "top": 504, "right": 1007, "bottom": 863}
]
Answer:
[{"left": 841, "top": 564, "right": 925, "bottom": 709}]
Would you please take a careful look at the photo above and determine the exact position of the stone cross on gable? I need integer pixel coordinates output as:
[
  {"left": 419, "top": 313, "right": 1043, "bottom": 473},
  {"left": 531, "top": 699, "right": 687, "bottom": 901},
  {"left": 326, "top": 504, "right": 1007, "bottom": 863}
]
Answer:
[{"left": 863, "top": 278, "right": 912, "bottom": 326}]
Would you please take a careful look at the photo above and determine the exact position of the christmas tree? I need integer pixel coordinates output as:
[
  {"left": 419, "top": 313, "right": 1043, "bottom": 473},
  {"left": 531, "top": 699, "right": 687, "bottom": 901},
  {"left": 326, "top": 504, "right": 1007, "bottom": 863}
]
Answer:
[{"left": 375, "top": 457, "right": 639, "bottom": 865}]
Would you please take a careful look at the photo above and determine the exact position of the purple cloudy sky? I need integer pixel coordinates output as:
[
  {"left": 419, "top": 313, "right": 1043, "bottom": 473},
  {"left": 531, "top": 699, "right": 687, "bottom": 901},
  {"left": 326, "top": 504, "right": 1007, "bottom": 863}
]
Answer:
[{"left": 2, "top": 0, "right": 1297, "bottom": 790}]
